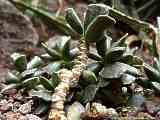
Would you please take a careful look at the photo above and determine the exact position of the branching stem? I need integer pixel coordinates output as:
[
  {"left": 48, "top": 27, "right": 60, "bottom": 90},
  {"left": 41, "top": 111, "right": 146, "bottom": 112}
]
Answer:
[{"left": 48, "top": 37, "right": 88, "bottom": 120}]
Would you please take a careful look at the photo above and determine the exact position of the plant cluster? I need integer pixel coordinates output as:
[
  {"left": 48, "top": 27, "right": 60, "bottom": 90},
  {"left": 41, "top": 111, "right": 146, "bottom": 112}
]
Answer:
[{"left": 2, "top": 1, "right": 160, "bottom": 120}]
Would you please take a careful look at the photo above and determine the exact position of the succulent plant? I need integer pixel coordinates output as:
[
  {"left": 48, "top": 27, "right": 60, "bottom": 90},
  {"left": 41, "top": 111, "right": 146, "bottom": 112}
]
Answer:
[
  {"left": 63, "top": 4, "right": 143, "bottom": 107},
  {"left": 2, "top": 2, "right": 151, "bottom": 120},
  {"left": 2, "top": 53, "right": 43, "bottom": 92},
  {"left": 76, "top": 33, "right": 143, "bottom": 106}
]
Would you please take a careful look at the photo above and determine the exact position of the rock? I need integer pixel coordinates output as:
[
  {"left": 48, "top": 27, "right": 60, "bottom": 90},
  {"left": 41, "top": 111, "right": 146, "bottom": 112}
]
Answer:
[
  {"left": 106, "top": 108, "right": 118, "bottom": 117},
  {"left": 136, "top": 112, "right": 155, "bottom": 120},
  {"left": 12, "top": 102, "right": 21, "bottom": 112},
  {"left": 0, "top": 111, "right": 5, "bottom": 119},
  {"left": 26, "top": 114, "right": 42, "bottom": 120},
  {"left": 18, "top": 100, "right": 33, "bottom": 114},
  {"left": 156, "top": 111, "right": 160, "bottom": 120},
  {"left": 4, "top": 111, "right": 26, "bottom": 120},
  {"left": 142, "top": 100, "right": 160, "bottom": 116},
  {"left": 0, "top": 99, "right": 12, "bottom": 112},
  {"left": 0, "top": 0, "right": 38, "bottom": 82},
  {"left": 128, "top": 94, "right": 145, "bottom": 111}
]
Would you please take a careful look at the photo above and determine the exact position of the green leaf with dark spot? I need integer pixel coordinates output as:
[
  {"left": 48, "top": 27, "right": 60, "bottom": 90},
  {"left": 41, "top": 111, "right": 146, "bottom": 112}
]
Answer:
[
  {"left": 88, "top": 53, "right": 102, "bottom": 61},
  {"left": 66, "top": 8, "right": 83, "bottom": 34},
  {"left": 11, "top": 53, "right": 27, "bottom": 72},
  {"left": 85, "top": 15, "right": 115, "bottom": 42}
]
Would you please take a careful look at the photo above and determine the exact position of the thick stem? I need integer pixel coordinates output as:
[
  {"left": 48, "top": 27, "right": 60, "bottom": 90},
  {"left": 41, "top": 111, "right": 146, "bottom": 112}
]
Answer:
[{"left": 48, "top": 38, "right": 88, "bottom": 120}]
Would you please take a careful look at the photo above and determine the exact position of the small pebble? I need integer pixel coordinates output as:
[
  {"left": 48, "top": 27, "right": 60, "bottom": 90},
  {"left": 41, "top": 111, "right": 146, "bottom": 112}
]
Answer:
[
  {"left": 18, "top": 100, "right": 33, "bottom": 114},
  {"left": 26, "top": 114, "right": 42, "bottom": 120}
]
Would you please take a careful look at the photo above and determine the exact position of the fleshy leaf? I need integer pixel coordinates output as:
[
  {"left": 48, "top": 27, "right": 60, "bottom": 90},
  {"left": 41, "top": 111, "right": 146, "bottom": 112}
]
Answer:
[
  {"left": 87, "top": 62, "right": 103, "bottom": 74},
  {"left": 121, "top": 74, "right": 136, "bottom": 85},
  {"left": 27, "top": 56, "right": 43, "bottom": 69},
  {"left": 34, "top": 101, "right": 49, "bottom": 115},
  {"left": 105, "top": 47, "right": 126, "bottom": 64},
  {"left": 151, "top": 82, "right": 160, "bottom": 92},
  {"left": 84, "top": 4, "right": 109, "bottom": 31},
  {"left": 22, "top": 77, "right": 39, "bottom": 88},
  {"left": 112, "top": 33, "right": 128, "bottom": 47},
  {"left": 43, "top": 61, "right": 62, "bottom": 75},
  {"left": 41, "top": 43, "right": 61, "bottom": 59},
  {"left": 10, "top": 0, "right": 75, "bottom": 36},
  {"left": 82, "top": 70, "right": 97, "bottom": 84},
  {"left": 83, "top": 84, "right": 98, "bottom": 103},
  {"left": 51, "top": 72, "right": 60, "bottom": 88},
  {"left": 6, "top": 72, "right": 20, "bottom": 84},
  {"left": 58, "top": 36, "right": 71, "bottom": 61},
  {"left": 66, "top": 8, "right": 83, "bottom": 34},
  {"left": 143, "top": 63, "right": 160, "bottom": 81},
  {"left": 21, "top": 68, "right": 37, "bottom": 78},
  {"left": 96, "top": 35, "right": 112, "bottom": 57},
  {"left": 41, "top": 53, "right": 54, "bottom": 61},
  {"left": 98, "top": 76, "right": 110, "bottom": 88},
  {"left": 39, "top": 76, "right": 54, "bottom": 91},
  {"left": 100, "top": 62, "right": 140, "bottom": 79},
  {"left": 85, "top": 15, "right": 115, "bottom": 42},
  {"left": 30, "top": 90, "right": 52, "bottom": 101},
  {"left": 154, "top": 57, "right": 160, "bottom": 72},
  {"left": 11, "top": 53, "right": 27, "bottom": 72}
]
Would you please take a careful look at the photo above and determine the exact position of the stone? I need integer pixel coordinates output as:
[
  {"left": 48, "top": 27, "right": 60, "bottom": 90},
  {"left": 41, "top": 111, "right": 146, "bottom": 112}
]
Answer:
[
  {"left": 142, "top": 100, "right": 160, "bottom": 116},
  {"left": 4, "top": 111, "right": 26, "bottom": 120},
  {"left": 156, "top": 111, "right": 160, "bottom": 120},
  {"left": 0, "top": 99, "right": 12, "bottom": 112},
  {"left": 18, "top": 100, "right": 33, "bottom": 114},
  {"left": 26, "top": 114, "right": 42, "bottom": 120}
]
